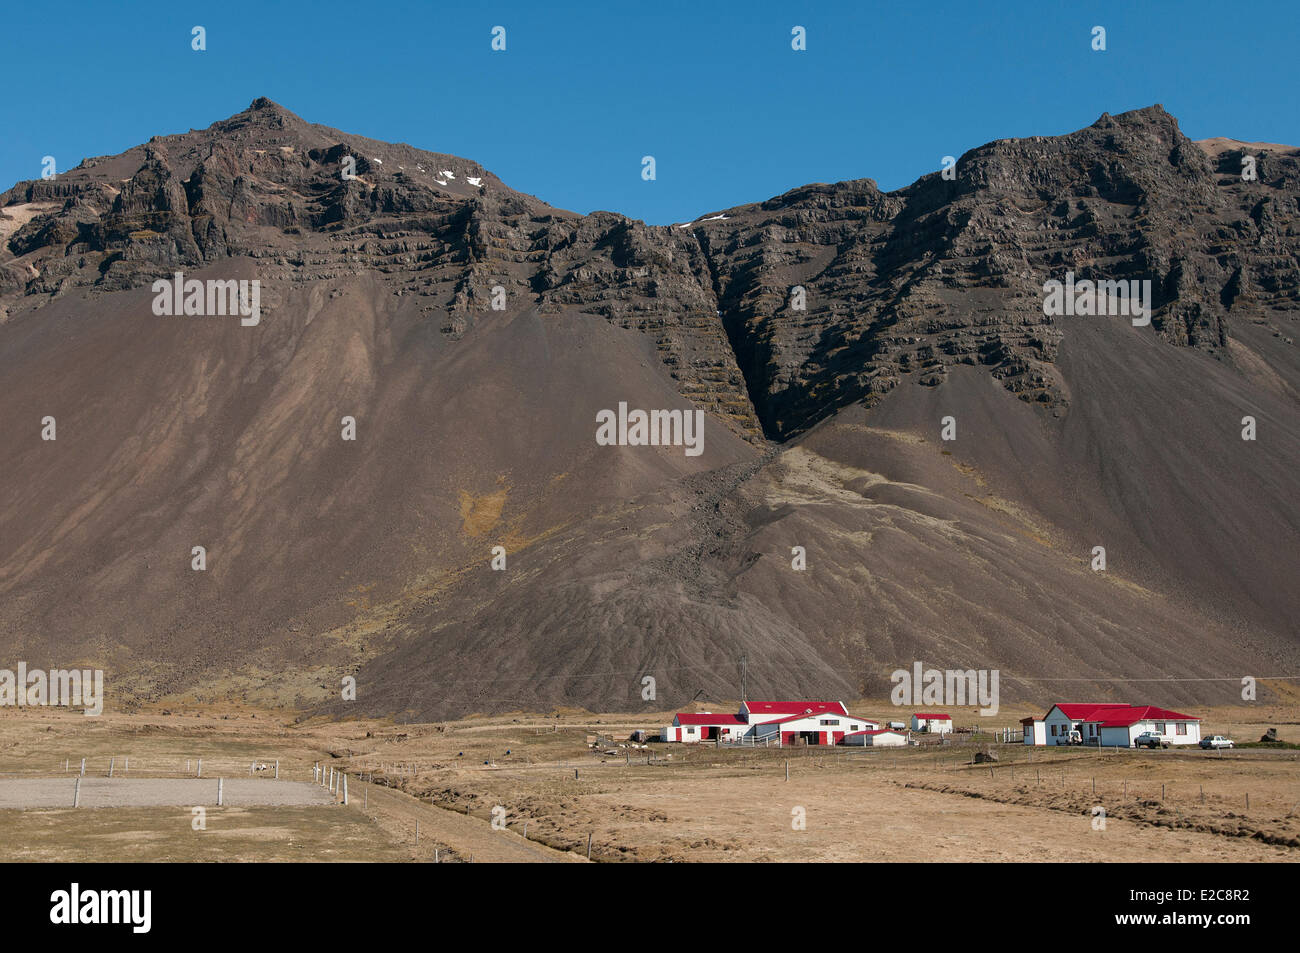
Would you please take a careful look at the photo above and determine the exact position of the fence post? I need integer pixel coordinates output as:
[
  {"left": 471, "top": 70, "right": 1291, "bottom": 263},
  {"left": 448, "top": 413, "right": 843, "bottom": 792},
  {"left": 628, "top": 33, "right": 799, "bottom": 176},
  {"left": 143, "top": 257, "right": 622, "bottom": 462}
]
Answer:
[
  {"left": 217, "top": 777, "right": 223, "bottom": 807},
  {"left": 342, "top": 774, "right": 348, "bottom": 806},
  {"left": 197, "top": 758, "right": 202, "bottom": 778},
  {"left": 80, "top": 758, "right": 86, "bottom": 777},
  {"left": 274, "top": 760, "right": 279, "bottom": 780},
  {"left": 586, "top": 833, "right": 592, "bottom": 860},
  {"left": 109, "top": 757, "right": 114, "bottom": 778},
  {"left": 73, "top": 778, "right": 80, "bottom": 808}
]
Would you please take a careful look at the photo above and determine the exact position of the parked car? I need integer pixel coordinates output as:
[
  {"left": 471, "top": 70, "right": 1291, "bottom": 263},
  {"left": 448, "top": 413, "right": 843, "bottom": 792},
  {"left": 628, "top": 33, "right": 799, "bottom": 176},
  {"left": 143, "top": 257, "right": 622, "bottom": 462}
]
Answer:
[
  {"left": 1200, "top": 735, "right": 1234, "bottom": 749},
  {"left": 1134, "top": 731, "right": 1168, "bottom": 749}
]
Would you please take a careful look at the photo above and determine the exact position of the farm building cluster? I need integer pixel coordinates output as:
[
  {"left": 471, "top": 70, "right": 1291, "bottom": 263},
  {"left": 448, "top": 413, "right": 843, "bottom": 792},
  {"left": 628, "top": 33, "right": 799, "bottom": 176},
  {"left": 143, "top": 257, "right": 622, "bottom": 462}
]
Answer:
[
  {"left": 662, "top": 701, "right": 940, "bottom": 747},
  {"left": 660, "top": 700, "right": 1203, "bottom": 748}
]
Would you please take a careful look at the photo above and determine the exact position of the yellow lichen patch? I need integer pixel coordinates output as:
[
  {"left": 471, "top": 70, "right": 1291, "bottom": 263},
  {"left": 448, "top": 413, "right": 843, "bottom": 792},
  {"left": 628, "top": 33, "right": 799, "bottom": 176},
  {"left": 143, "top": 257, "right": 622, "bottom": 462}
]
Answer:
[{"left": 458, "top": 488, "right": 508, "bottom": 537}]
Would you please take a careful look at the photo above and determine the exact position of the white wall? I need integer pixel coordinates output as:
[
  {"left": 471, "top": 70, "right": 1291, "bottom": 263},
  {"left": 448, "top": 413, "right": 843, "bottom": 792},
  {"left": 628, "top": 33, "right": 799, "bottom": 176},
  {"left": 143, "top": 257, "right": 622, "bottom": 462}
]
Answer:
[
  {"left": 843, "top": 731, "right": 906, "bottom": 746},
  {"left": 911, "top": 716, "right": 952, "bottom": 733},
  {"left": 1129, "top": 720, "right": 1201, "bottom": 746},
  {"left": 867, "top": 731, "right": 906, "bottom": 747},
  {"left": 1043, "top": 711, "right": 1078, "bottom": 744}
]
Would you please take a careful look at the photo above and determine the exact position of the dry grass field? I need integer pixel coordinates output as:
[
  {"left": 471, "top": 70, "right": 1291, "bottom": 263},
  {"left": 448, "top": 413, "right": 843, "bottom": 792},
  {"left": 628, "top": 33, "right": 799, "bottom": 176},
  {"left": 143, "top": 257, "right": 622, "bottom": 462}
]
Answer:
[{"left": 1, "top": 699, "right": 1297, "bottom": 862}]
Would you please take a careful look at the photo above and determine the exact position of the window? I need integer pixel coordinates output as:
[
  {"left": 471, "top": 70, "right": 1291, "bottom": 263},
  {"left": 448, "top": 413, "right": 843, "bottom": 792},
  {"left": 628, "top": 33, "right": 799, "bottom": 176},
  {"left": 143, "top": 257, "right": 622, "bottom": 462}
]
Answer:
[
  {"left": 1156, "top": 722, "right": 1166, "bottom": 733},
  {"left": 686, "top": 727, "right": 696, "bottom": 735},
  {"left": 820, "top": 719, "right": 840, "bottom": 726},
  {"left": 1176, "top": 723, "right": 1187, "bottom": 735},
  {"left": 1050, "top": 724, "right": 1058, "bottom": 736},
  {"left": 851, "top": 724, "right": 860, "bottom": 731}
]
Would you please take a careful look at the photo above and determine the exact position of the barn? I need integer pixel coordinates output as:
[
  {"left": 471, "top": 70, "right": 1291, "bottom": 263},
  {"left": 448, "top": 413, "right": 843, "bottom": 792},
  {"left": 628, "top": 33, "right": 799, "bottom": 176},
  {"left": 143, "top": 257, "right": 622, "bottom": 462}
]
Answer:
[
  {"left": 751, "top": 708, "right": 877, "bottom": 746},
  {"left": 841, "top": 729, "right": 907, "bottom": 747},
  {"left": 740, "top": 700, "right": 850, "bottom": 722},
  {"left": 910, "top": 713, "right": 952, "bottom": 734}
]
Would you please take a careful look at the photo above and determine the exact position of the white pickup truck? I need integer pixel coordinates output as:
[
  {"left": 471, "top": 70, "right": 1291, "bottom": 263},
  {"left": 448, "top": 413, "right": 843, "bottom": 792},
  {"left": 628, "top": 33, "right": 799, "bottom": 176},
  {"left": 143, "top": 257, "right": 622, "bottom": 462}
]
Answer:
[{"left": 1199, "top": 735, "right": 1234, "bottom": 749}]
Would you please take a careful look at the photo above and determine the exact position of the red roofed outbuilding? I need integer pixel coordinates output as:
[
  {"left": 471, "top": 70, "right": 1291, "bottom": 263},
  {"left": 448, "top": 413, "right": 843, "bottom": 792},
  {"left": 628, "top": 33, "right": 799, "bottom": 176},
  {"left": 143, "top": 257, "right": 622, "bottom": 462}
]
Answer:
[{"left": 910, "top": 713, "right": 953, "bottom": 734}]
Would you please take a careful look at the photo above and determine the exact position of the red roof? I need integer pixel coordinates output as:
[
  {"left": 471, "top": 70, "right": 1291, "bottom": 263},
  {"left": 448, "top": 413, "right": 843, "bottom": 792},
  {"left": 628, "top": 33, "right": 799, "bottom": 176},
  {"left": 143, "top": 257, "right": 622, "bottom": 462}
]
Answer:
[
  {"left": 1053, "top": 703, "right": 1132, "bottom": 721},
  {"left": 743, "top": 701, "right": 848, "bottom": 717},
  {"left": 760, "top": 710, "right": 854, "bottom": 726},
  {"left": 913, "top": 713, "right": 951, "bottom": 720},
  {"left": 1098, "top": 706, "right": 1199, "bottom": 727},
  {"left": 1050, "top": 703, "right": 1197, "bottom": 726},
  {"left": 674, "top": 713, "right": 746, "bottom": 726}
]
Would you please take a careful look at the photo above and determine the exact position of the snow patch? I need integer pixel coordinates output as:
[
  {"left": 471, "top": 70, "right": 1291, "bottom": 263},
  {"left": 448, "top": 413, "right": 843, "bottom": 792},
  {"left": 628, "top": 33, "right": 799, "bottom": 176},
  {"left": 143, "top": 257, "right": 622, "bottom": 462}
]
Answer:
[
  {"left": 675, "top": 214, "right": 729, "bottom": 229},
  {"left": 467, "top": 176, "right": 482, "bottom": 187}
]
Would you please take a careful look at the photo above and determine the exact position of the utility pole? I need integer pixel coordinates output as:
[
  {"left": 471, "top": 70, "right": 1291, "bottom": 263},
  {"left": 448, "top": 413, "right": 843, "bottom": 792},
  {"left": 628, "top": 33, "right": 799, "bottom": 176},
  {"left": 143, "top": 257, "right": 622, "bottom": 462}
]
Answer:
[{"left": 739, "top": 653, "right": 748, "bottom": 702}]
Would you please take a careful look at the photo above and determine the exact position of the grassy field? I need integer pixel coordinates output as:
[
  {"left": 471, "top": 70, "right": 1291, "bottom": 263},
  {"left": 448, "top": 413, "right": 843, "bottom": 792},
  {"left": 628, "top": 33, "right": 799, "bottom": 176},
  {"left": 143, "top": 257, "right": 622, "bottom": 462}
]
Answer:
[
  {"left": 0, "top": 805, "right": 408, "bottom": 862},
  {"left": 1, "top": 700, "right": 1297, "bottom": 862}
]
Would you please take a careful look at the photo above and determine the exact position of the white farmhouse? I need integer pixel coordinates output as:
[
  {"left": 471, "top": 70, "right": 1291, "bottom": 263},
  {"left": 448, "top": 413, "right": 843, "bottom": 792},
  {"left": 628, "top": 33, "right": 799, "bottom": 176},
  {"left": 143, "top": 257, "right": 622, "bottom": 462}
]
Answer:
[{"left": 1031, "top": 704, "right": 1201, "bottom": 747}]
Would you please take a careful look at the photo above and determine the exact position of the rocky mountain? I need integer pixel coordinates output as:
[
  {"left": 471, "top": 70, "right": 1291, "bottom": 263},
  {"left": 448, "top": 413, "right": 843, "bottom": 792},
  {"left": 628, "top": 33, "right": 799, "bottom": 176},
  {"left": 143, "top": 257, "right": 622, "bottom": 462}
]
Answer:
[{"left": 2, "top": 99, "right": 1296, "bottom": 718}]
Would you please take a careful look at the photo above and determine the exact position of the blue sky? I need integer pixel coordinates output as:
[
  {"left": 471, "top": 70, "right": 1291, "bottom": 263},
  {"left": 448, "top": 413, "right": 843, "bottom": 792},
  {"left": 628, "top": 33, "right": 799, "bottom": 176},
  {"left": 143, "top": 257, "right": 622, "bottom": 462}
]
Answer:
[{"left": 3, "top": 1, "right": 1297, "bottom": 225}]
